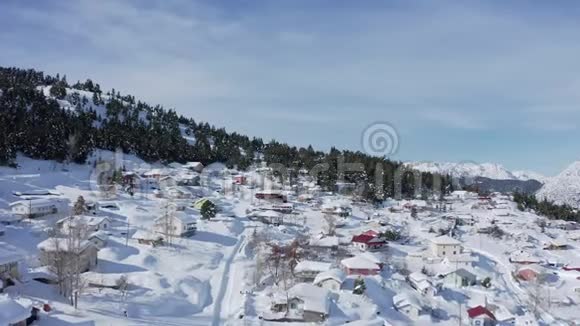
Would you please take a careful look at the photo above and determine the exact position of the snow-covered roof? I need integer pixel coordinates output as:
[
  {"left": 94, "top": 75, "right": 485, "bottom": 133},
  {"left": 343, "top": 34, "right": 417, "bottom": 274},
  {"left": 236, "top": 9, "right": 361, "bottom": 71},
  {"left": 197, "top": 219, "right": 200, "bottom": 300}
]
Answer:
[
  {"left": 409, "top": 272, "right": 428, "bottom": 283},
  {"left": 509, "top": 250, "right": 542, "bottom": 264},
  {"left": 294, "top": 260, "right": 332, "bottom": 273},
  {"left": 9, "top": 198, "right": 58, "bottom": 208},
  {"left": 132, "top": 229, "right": 160, "bottom": 240},
  {"left": 89, "top": 231, "right": 109, "bottom": 242},
  {"left": 0, "top": 295, "right": 31, "bottom": 325},
  {"left": 430, "top": 235, "right": 461, "bottom": 246},
  {"left": 174, "top": 212, "right": 198, "bottom": 224},
  {"left": 309, "top": 235, "right": 339, "bottom": 248},
  {"left": 37, "top": 238, "right": 95, "bottom": 252},
  {"left": 393, "top": 292, "right": 422, "bottom": 309},
  {"left": 341, "top": 255, "right": 380, "bottom": 270},
  {"left": 59, "top": 215, "right": 110, "bottom": 227},
  {"left": 313, "top": 269, "right": 346, "bottom": 285},
  {"left": 0, "top": 243, "right": 24, "bottom": 265},
  {"left": 288, "top": 283, "right": 330, "bottom": 314}
]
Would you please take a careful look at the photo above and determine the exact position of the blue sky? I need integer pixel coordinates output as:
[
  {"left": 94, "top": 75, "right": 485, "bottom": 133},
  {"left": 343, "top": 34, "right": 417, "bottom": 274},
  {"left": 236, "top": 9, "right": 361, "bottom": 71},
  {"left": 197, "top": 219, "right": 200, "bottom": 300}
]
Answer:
[{"left": 1, "top": 0, "right": 579, "bottom": 175}]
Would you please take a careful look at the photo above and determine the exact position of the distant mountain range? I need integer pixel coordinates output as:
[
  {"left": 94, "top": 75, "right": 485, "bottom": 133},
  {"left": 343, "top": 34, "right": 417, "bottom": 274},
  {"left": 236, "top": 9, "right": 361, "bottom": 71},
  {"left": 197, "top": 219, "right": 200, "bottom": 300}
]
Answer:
[
  {"left": 536, "top": 161, "right": 580, "bottom": 208},
  {"left": 406, "top": 162, "right": 547, "bottom": 182}
]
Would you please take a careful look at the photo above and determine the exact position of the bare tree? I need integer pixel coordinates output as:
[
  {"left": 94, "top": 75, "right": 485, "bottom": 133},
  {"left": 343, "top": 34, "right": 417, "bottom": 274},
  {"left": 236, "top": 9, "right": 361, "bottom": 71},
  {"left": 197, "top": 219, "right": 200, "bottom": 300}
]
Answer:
[
  {"left": 116, "top": 275, "right": 129, "bottom": 300},
  {"left": 323, "top": 214, "right": 337, "bottom": 236},
  {"left": 161, "top": 201, "right": 176, "bottom": 246}
]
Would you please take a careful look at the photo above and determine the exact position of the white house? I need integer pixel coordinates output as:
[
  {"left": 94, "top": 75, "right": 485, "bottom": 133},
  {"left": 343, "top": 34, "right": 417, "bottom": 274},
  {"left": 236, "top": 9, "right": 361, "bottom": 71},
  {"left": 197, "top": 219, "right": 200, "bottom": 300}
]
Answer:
[
  {"left": 10, "top": 198, "right": 66, "bottom": 218},
  {"left": 268, "top": 283, "right": 330, "bottom": 323},
  {"left": 294, "top": 260, "right": 332, "bottom": 282},
  {"left": 37, "top": 238, "right": 99, "bottom": 273},
  {"left": 430, "top": 235, "right": 462, "bottom": 258},
  {"left": 184, "top": 162, "right": 204, "bottom": 173},
  {"left": 88, "top": 232, "right": 108, "bottom": 249},
  {"left": 408, "top": 272, "right": 437, "bottom": 296},
  {"left": 313, "top": 269, "right": 346, "bottom": 291},
  {"left": 153, "top": 212, "right": 197, "bottom": 237},
  {"left": 57, "top": 215, "right": 111, "bottom": 234},
  {"left": 0, "top": 244, "right": 23, "bottom": 290},
  {"left": 392, "top": 293, "right": 426, "bottom": 321},
  {"left": 164, "top": 186, "right": 193, "bottom": 200},
  {"left": 0, "top": 295, "right": 32, "bottom": 326},
  {"left": 437, "top": 267, "right": 477, "bottom": 288}
]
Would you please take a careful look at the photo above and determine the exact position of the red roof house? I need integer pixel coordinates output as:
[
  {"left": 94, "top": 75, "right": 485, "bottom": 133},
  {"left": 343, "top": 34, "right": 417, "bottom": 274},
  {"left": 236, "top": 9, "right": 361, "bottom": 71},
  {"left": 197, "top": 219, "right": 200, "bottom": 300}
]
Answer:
[
  {"left": 467, "top": 306, "right": 496, "bottom": 326},
  {"left": 352, "top": 232, "right": 387, "bottom": 251}
]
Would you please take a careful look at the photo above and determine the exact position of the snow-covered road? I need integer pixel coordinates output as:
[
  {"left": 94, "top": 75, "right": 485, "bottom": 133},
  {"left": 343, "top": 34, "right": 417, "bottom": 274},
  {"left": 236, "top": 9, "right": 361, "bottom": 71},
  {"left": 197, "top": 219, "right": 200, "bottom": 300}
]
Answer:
[{"left": 211, "top": 234, "right": 246, "bottom": 326}]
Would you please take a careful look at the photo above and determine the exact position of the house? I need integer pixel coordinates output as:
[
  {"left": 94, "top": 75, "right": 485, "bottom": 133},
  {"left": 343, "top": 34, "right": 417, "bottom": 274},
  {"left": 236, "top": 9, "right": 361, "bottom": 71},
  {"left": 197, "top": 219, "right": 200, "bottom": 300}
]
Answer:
[
  {"left": 467, "top": 305, "right": 496, "bottom": 326},
  {"left": 233, "top": 175, "right": 247, "bottom": 185},
  {"left": 437, "top": 267, "right": 477, "bottom": 288},
  {"left": 177, "top": 174, "right": 200, "bottom": 186},
  {"left": 57, "top": 215, "right": 111, "bottom": 234},
  {"left": 294, "top": 260, "right": 332, "bottom": 282},
  {"left": 10, "top": 198, "right": 64, "bottom": 218},
  {"left": 143, "top": 168, "right": 171, "bottom": 180},
  {"left": 132, "top": 229, "right": 164, "bottom": 246},
  {"left": 351, "top": 231, "right": 387, "bottom": 251},
  {"left": 516, "top": 265, "right": 544, "bottom": 282},
  {"left": 268, "top": 283, "right": 330, "bottom": 323},
  {"left": 165, "top": 186, "right": 192, "bottom": 200},
  {"left": 341, "top": 255, "right": 381, "bottom": 275},
  {"left": 0, "top": 245, "right": 23, "bottom": 290},
  {"left": 392, "top": 293, "right": 427, "bottom": 321},
  {"left": 153, "top": 211, "right": 197, "bottom": 237},
  {"left": 441, "top": 253, "right": 475, "bottom": 268},
  {"left": 255, "top": 190, "right": 287, "bottom": 202},
  {"left": 37, "top": 238, "right": 99, "bottom": 273},
  {"left": 256, "top": 210, "right": 283, "bottom": 226},
  {"left": 158, "top": 176, "right": 178, "bottom": 189},
  {"left": 407, "top": 272, "right": 437, "bottom": 296},
  {"left": 0, "top": 295, "right": 32, "bottom": 326},
  {"left": 184, "top": 162, "right": 204, "bottom": 173},
  {"left": 543, "top": 238, "right": 568, "bottom": 250},
  {"left": 313, "top": 269, "right": 346, "bottom": 291},
  {"left": 430, "top": 235, "right": 462, "bottom": 258},
  {"left": 88, "top": 232, "right": 108, "bottom": 249},
  {"left": 0, "top": 214, "right": 21, "bottom": 225},
  {"left": 509, "top": 251, "right": 542, "bottom": 265}
]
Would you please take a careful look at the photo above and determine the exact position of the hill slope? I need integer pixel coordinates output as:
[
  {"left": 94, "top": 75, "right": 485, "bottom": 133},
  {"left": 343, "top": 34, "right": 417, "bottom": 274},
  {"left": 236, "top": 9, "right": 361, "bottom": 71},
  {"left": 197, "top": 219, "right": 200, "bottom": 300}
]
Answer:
[{"left": 536, "top": 161, "right": 580, "bottom": 208}]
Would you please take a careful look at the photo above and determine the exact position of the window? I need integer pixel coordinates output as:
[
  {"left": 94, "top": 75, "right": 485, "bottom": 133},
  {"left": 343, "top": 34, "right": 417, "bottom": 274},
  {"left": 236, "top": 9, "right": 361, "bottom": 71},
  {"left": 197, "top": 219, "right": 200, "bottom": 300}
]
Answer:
[
  {"left": 453, "top": 251, "right": 456, "bottom": 255},
  {"left": 442, "top": 251, "right": 446, "bottom": 255}
]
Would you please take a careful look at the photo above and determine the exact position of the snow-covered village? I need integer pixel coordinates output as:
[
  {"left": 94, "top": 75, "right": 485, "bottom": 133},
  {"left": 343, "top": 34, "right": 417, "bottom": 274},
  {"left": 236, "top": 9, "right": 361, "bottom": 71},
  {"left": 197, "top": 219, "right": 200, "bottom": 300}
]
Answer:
[
  {"left": 1, "top": 143, "right": 580, "bottom": 325},
  {"left": 3, "top": 1, "right": 580, "bottom": 325}
]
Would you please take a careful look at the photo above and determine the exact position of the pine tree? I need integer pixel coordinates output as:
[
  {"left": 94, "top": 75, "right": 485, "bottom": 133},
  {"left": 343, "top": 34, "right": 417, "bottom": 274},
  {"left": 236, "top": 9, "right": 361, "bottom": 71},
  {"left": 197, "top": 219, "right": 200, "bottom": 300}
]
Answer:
[{"left": 73, "top": 196, "right": 87, "bottom": 216}]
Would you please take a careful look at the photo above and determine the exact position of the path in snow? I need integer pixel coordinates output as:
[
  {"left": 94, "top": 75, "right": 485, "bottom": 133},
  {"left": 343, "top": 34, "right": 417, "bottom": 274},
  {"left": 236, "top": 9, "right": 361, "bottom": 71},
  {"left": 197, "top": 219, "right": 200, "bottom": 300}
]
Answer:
[{"left": 211, "top": 234, "right": 246, "bottom": 326}]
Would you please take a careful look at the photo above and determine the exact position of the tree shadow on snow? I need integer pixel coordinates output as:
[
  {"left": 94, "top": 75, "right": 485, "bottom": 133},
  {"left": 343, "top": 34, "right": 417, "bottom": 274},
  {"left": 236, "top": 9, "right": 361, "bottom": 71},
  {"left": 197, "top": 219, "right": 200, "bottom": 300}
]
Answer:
[
  {"left": 97, "top": 259, "right": 147, "bottom": 273},
  {"left": 192, "top": 231, "right": 237, "bottom": 246}
]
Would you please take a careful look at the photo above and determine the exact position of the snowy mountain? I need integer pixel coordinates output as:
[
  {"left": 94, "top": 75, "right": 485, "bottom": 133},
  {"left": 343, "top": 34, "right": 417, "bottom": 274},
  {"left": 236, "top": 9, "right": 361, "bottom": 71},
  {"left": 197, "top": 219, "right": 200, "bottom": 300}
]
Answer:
[
  {"left": 536, "top": 161, "right": 580, "bottom": 208},
  {"left": 512, "top": 170, "right": 549, "bottom": 183},
  {"left": 407, "top": 162, "right": 545, "bottom": 182}
]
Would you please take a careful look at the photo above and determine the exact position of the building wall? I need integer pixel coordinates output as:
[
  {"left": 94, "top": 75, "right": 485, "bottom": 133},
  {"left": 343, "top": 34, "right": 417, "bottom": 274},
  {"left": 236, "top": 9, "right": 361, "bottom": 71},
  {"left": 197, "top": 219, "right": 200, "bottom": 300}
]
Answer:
[
  {"left": 432, "top": 244, "right": 461, "bottom": 257},
  {"left": 303, "top": 310, "right": 326, "bottom": 323}
]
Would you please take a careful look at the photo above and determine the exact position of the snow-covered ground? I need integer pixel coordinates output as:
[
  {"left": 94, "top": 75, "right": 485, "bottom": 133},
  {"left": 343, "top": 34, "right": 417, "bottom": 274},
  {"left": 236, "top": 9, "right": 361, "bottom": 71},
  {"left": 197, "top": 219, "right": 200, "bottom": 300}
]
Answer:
[{"left": 1, "top": 153, "right": 579, "bottom": 325}]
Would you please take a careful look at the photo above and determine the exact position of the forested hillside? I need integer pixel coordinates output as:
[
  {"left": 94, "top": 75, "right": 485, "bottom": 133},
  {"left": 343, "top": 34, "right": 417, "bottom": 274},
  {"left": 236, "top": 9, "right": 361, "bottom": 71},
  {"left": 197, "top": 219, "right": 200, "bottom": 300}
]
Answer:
[{"left": 0, "top": 67, "right": 453, "bottom": 201}]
